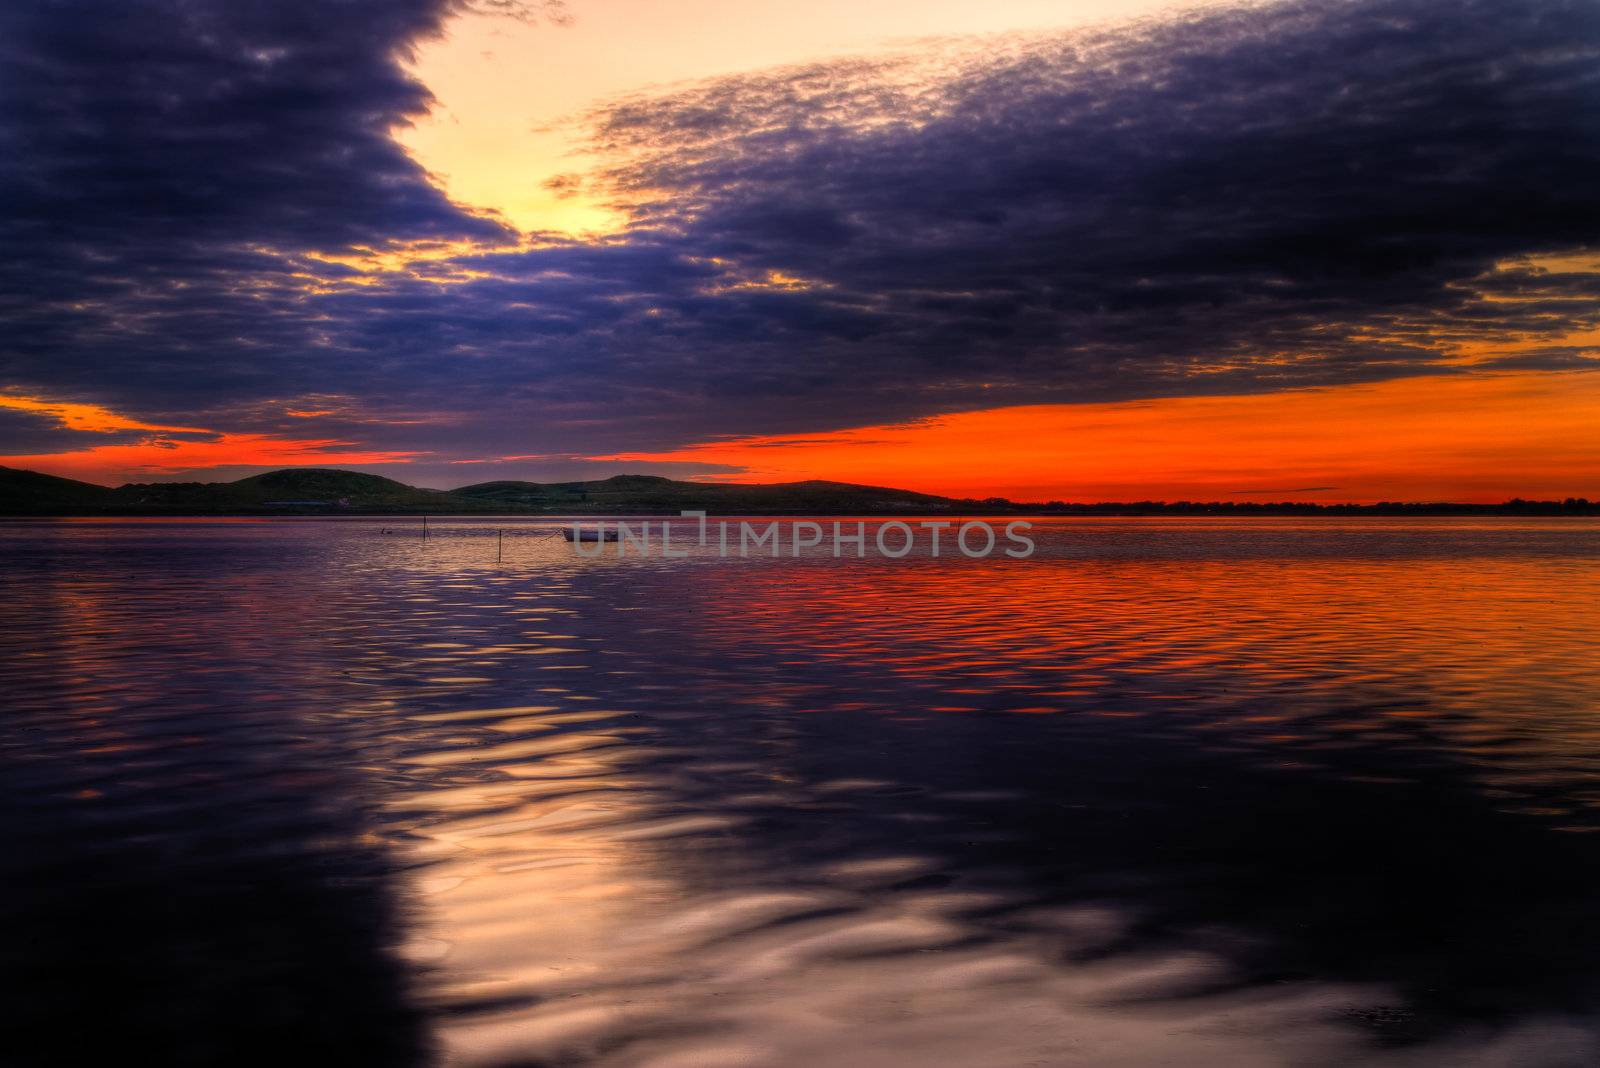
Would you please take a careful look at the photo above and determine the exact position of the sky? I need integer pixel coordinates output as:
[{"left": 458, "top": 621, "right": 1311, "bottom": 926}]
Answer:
[{"left": 1, "top": 0, "right": 1597, "bottom": 501}]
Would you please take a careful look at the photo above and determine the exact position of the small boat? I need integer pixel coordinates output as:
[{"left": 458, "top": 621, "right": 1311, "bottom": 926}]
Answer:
[{"left": 562, "top": 527, "right": 622, "bottom": 543}]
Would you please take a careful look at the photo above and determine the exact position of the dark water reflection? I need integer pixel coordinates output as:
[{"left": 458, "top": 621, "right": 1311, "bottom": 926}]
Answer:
[{"left": 3, "top": 518, "right": 1598, "bottom": 1066}]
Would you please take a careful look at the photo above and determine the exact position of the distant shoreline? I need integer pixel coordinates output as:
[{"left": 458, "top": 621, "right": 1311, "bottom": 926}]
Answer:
[
  {"left": 5, "top": 506, "right": 1599, "bottom": 519},
  {"left": 2, "top": 464, "right": 1595, "bottom": 517}
]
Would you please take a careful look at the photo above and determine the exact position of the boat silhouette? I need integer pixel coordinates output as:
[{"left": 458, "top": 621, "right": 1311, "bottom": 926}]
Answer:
[{"left": 562, "top": 527, "right": 622, "bottom": 543}]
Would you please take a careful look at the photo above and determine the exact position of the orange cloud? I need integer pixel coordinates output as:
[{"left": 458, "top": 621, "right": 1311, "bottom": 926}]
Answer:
[
  {"left": 0, "top": 393, "right": 209, "bottom": 435},
  {"left": 594, "top": 371, "right": 1600, "bottom": 503},
  {"left": 0, "top": 392, "right": 414, "bottom": 483},
  {"left": 0, "top": 434, "right": 417, "bottom": 484}
]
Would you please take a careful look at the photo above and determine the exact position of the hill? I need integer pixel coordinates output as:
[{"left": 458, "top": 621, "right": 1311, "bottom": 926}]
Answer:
[
  {"left": 1, "top": 465, "right": 1595, "bottom": 516},
  {"left": 106, "top": 468, "right": 480, "bottom": 514},
  {"left": 0, "top": 466, "right": 966, "bottom": 516},
  {"left": 451, "top": 475, "right": 957, "bottom": 515},
  {"left": 0, "top": 466, "right": 117, "bottom": 514}
]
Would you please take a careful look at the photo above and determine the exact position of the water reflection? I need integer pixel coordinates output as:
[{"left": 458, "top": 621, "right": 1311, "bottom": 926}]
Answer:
[
  {"left": 3, "top": 518, "right": 1599, "bottom": 1066},
  {"left": 0, "top": 532, "right": 428, "bottom": 1066}
]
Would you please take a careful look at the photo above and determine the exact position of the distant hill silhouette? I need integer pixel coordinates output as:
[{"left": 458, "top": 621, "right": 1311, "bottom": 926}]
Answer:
[
  {"left": 0, "top": 466, "right": 959, "bottom": 516},
  {"left": 0, "top": 466, "right": 117, "bottom": 513},
  {"left": 452, "top": 474, "right": 956, "bottom": 515},
  {"left": 0, "top": 465, "right": 1594, "bottom": 516},
  {"left": 111, "top": 469, "right": 469, "bottom": 514}
]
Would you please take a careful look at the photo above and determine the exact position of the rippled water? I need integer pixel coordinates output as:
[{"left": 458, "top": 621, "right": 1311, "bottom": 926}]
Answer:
[{"left": 4, "top": 517, "right": 1600, "bottom": 1067}]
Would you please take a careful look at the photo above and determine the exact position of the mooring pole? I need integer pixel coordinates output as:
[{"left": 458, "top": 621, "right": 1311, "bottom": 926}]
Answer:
[
  {"left": 422, "top": 515, "right": 428, "bottom": 540},
  {"left": 497, "top": 528, "right": 503, "bottom": 562}
]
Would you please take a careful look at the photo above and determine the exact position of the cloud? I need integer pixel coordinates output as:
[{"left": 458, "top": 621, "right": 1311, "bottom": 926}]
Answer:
[
  {"left": 0, "top": 392, "right": 418, "bottom": 482},
  {"left": 0, "top": 392, "right": 206, "bottom": 433},
  {"left": 0, "top": 429, "right": 419, "bottom": 484},
  {"left": 0, "top": 0, "right": 511, "bottom": 402},
  {"left": 581, "top": 0, "right": 1600, "bottom": 413},
  {"left": 1, "top": 0, "right": 1598, "bottom": 472}
]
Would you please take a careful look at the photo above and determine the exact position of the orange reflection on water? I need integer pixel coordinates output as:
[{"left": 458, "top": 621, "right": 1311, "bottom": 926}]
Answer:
[
  {"left": 7, "top": 517, "right": 1600, "bottom": 1067},
  {"left": 626, "top": 519, "right": 1600, "bottom": 810}
]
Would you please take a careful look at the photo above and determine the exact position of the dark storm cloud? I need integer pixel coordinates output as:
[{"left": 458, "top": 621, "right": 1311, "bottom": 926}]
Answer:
[
  {"left": 0, "top": 1, "right": 508, "bottom": 268},
  {"left": 0, "top": 0, "right": 510, "bottom": 419},
  {"left": 1, "top": 0, "right": 1598, "bottom": 466},
  {"left": 583, "top": 0, "right": 1600, "bottom": 413}
]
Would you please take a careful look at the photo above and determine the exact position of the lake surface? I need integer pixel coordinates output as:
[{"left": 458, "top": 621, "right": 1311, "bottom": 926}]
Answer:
[{"left": 4, "top": 517, "right": 1599, "bottom": 1067}]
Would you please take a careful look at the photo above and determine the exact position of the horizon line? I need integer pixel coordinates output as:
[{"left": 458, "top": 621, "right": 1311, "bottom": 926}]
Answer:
[{"left": 2, "top": 462, "right": 1596, "bottom": 511}]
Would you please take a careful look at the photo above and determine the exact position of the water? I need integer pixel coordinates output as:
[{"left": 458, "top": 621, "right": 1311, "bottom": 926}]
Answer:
[{"left": 3, "top": 517, "right": 1599, "bottom": 1067}]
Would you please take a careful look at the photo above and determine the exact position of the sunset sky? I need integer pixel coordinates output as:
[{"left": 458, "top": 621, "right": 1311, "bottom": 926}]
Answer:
[{"left": 2, "top": 0, "right": 1597, "bottom": 501}]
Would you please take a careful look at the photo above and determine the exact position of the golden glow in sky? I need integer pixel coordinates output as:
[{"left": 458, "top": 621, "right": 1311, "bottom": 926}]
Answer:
[
  {"left": 7, "top": 0, "right": 1594, "bottom": 503},
  {"left": 11, "top": 370, "right": 1596, "bottom": 501},
  {"left": 399, "top": 0, "right": 1183, "bottom": 234}
]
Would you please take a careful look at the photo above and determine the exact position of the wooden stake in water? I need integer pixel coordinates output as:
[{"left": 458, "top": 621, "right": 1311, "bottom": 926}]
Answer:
[
  {"left": 422, "top": 515, "right": 428, "bottom": 540},
  {"left": 497, "top": 529, "right": 503, "bottom": 562}
]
